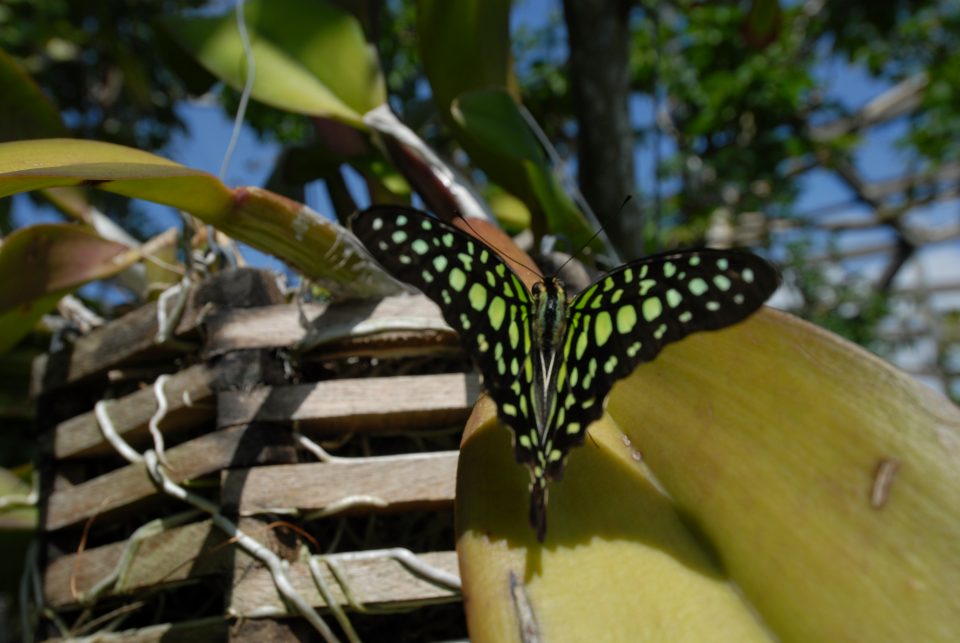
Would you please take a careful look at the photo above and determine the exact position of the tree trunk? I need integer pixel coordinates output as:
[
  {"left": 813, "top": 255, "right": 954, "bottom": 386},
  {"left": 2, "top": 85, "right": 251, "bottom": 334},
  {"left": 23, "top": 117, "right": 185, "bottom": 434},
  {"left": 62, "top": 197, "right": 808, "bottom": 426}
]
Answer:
[{"left": 563, "top": 0, "right": 643, "bottom": 258}]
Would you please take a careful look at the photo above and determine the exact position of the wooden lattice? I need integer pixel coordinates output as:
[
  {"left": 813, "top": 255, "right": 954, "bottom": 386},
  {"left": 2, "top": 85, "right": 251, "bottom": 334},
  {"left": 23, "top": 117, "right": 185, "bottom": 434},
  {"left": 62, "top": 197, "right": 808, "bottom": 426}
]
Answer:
[{"left": 32, "top": 267, "right": 472, "bottom": 642}]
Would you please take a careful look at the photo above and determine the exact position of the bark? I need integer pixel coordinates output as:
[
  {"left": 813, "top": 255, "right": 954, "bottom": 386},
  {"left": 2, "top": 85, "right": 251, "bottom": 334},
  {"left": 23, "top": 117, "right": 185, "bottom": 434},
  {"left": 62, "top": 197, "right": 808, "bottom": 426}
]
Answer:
[{"left": 563, "top": 0, "right": 644, "bottom": 258}]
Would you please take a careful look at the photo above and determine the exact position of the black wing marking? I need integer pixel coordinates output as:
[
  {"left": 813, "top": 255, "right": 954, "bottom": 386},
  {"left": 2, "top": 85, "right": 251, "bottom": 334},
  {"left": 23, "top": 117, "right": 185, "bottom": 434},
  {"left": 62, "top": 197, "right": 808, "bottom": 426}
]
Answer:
[
  {"left": 350, "top": 206, "right": 541, "bottom": 465},
  {"left": 542, "top": 248, "right": 780, "bottom": 478}
]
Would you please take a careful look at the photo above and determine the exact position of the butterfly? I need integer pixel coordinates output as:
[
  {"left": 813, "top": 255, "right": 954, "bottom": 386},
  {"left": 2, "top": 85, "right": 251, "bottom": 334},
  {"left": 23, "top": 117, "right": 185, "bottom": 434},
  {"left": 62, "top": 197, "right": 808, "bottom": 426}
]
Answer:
[{"left": 350, "top": 205, "right": 780, "bottom": 541}]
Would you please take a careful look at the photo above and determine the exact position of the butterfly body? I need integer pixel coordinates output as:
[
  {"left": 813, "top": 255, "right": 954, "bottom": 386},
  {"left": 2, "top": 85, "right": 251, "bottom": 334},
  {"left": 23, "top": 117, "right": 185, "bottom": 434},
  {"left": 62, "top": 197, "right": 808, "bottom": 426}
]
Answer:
[{"left": 350, "top": 206, "right": 780, "bottom": 541}]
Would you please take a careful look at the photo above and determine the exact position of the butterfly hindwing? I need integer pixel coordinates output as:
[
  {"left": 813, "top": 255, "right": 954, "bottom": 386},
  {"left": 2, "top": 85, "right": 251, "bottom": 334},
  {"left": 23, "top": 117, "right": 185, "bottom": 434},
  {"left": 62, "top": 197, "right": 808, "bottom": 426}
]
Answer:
[
  {"left": 544, "top": 248, "right": 781, "bottom": 477},
  {"left": 349, "top": 206, "right": 540, "bottom": 464}
]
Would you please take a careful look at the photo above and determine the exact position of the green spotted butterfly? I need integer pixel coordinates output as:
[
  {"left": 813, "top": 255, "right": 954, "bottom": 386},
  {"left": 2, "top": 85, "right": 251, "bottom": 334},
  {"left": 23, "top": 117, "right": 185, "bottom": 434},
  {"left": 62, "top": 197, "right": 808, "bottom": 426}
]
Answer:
[{"left": 350, "top": 206, "right": 780, "bottom": 540}]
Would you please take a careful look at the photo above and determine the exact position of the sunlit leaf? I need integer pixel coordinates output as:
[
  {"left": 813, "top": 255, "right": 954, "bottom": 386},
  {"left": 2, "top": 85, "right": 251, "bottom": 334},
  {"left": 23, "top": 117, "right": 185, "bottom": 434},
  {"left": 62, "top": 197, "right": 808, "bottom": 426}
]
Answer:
[
  {"left": 0, "top": 139, "right": 400, "bottom": 300},
  {"left": 164, "top": 0, "right": 386, "bottom": 127},
  {"left": 457, "top": 308, "right": 960, "bottom": 640},
  {"left": 457, "top": 400, "right": 773, "bottom": 642},
  {"left": 609, "top": 309, "right": 960, "bottom": 641}
]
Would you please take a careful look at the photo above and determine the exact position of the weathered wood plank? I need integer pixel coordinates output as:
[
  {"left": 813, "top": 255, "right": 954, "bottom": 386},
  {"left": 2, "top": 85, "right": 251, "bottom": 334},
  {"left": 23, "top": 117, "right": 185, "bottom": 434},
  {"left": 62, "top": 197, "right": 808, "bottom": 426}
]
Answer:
[
  {"left": 217, "top": 373, "right": 480, "bottom": 432},
  {"left": 42, "top": 617, "right": 227, "bottom": 642},
  {"left": 43, "top": 519, "right": 229, "bottom": 608},
  {"left": 31, "top": 268, "right": 284, "bottom": 395},
  {"left": 44, "top": 424, "right": 295, "bottom": 532},
  {"left": 229, "top": 550, "right": 460, "bottom": 617},
  {"left": 30, "top": 299, "right": 198, "bottom": 397},
  {"left": 203, "top": 294, "right": 457, "bottom": 356},
  {"left": 52, "top": 363, "right": 215, "bottom": 460},
  {"left": 223, "top": 452, "right": 458, "bottom": 515}
]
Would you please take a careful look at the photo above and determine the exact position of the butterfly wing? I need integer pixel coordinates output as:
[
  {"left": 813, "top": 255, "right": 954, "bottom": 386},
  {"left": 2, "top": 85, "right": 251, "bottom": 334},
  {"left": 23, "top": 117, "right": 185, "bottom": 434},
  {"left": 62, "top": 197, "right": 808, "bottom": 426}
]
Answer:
[
  {"left": 543, "top": 248, "right": 781, "bottom": 478},
  {"left": 350, "top": 206, "right": 540, "bottom": 462}
]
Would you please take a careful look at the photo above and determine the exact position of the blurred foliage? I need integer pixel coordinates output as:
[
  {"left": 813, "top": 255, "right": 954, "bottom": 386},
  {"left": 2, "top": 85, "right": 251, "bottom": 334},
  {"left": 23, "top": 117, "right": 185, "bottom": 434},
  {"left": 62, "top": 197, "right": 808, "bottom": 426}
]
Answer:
[
  {"left": 1, "top": 0, "right": 957, "bottom": 373},
  {"left": 0, "top": 0, "right": 208, "bottom": 148},
  {"left": 783, "top": 239, "right": 892, "bottom": 351},
  {"left": 0, "top": 0, "right": 210, "bottom": 237}
]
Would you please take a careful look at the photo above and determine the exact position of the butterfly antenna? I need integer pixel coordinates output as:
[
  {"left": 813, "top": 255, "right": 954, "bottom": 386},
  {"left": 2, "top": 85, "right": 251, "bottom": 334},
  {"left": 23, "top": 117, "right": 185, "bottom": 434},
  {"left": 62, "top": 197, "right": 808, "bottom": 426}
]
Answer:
[
  {"left": 555, "top": 195, "right": 631, "bottom": 274},
  {"left": 454, "top": 212, "right": 546, "bottom": 280}
]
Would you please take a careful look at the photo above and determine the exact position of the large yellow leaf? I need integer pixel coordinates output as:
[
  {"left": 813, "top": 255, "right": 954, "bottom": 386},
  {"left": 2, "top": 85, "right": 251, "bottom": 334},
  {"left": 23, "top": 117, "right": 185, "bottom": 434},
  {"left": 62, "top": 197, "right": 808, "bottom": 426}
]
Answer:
[{"left": 457, "top": 308, "right": 960, "bottom": 641}]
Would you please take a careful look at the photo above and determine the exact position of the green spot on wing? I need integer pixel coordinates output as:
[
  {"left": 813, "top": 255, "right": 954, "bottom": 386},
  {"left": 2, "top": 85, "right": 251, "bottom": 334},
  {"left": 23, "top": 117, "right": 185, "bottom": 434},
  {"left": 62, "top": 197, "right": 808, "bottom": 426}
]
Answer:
[
  {"left": 616, "top": 305, "right": 637, "bottom": 334},
  {"left": 642, "top": 297, "right": 662, "bottom": 322},
  {"left": 449, "top": 267, "right": 467, "bottom": 292},
  {"left": 575, "top": 329, "right": 589, "bottom": 360},
  {"left": 689, "top": 278, "right": 708, "bottom": 296},
  {"left": 469, "top": 283, "right": 487, "bottom": 310},
  {"left": 666, "top": 289, "right": 683, "bottom": 307},
  {"left": 488, "top": 297, "right": 506, "bottom": 330},
  {"left": 594, "top": 311, "right": 613, "bottom": 347}
]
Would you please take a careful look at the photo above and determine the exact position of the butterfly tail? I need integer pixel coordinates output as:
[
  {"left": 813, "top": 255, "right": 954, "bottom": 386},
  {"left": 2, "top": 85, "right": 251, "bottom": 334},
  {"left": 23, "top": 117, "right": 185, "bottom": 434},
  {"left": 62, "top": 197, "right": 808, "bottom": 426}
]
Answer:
[{"left": 529, "top": 477, "right": 548, "bottom": 542}]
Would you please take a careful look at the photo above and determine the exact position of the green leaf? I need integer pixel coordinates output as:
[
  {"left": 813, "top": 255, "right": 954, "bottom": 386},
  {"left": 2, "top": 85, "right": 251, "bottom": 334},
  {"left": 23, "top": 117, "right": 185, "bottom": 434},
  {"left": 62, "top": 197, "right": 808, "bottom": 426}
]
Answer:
[
  {"left": 0, "top": 224, "right": 134, "bottom": 315},
  {"left": 0, "top": 466, "right": 36, "bottom": 530},
  {"left": 485, "top": 187, "right": 531, "bottom": 234},
  {"left": 0, "top": 292, "right": 62, "bottom": 355},
  {"left": 451, "top": 90, "right": 545, "bottom": 165},
  {"left": 416, "top": 0, "right": 514, "bottom": 115},
  {"left": 0, "top": 224, "right": 138, "bottom": 353},
  {"left": 742, "top": 0, "right": 783, "bottom": 49},
  {"left": 0, "top": 48, "right": 69, "bottom": 141},
  {"left": 452, "top": 89, "right": 594, "bottom": 247},
  {"left": 0, "top": 138, "right": 234, "bottom": 219},
  {"left": 0, "top": 138, "right": 401, "bottom": 300},
  {"left": 163, "top": 0, "right": 385, "bottom": 127},
  {"left": 0, "top": 465, "right": 36, "bottom": 598}
]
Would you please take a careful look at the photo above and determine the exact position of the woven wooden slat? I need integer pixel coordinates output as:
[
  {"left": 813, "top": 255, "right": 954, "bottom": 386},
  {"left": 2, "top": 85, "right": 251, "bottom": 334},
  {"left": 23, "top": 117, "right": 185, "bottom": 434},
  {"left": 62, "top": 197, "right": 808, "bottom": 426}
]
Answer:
[
  {"left": 52, "top": 363, "right": 215, "bottom": 459},
  {"left": 203, "top": 294, "right": 452, "bottom": 356},
  {"left": 223, "top": 451, "right": 458, "bottom": 516},
  {"left": 44, "top": 520, "right": 229, "bottom": 608},
  {"left": 229, "top": 550, "right": 460, "bottom": 617},
  {"left": 217, "top": 373, "right": 480, "bottom": 432},
  {"left": 44, "top": 424, "right": 294, "bottom": 531},
  {"left": 31, "top": 268, "right": 284, "bottom": 395}
]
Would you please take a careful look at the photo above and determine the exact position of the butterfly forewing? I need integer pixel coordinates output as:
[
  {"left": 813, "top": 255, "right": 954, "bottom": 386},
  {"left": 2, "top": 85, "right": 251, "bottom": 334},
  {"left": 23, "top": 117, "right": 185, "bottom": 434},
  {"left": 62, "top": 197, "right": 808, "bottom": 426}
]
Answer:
[
  {"left": 349, "top": 206, "right": 541, "bottom": 464},
  {"left": 543, "top": 248, "right": 780, "bottom": 476}
]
